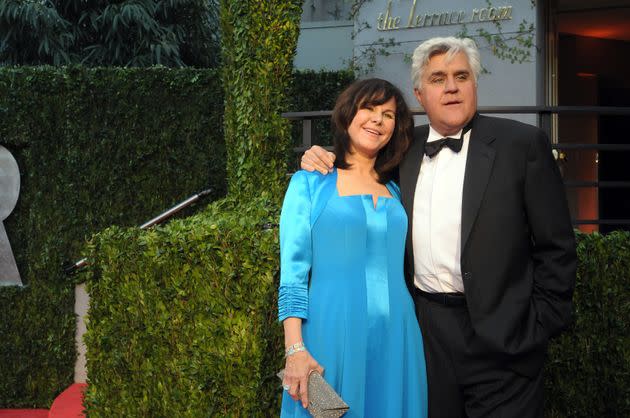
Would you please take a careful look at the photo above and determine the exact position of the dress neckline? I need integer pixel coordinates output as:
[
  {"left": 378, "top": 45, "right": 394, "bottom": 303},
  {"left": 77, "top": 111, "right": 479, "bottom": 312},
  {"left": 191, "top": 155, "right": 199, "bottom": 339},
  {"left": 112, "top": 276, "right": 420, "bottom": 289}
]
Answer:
[{"left": 333, "top": 168, "right": 393, "bottom": 209}]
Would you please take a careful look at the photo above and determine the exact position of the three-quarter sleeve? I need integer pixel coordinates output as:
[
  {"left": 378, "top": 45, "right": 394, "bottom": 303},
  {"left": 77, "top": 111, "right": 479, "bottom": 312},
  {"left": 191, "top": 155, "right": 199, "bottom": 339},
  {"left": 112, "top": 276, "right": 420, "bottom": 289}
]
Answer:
[{"left": 278, "top": 171, "right": 312, "bottom": 322}]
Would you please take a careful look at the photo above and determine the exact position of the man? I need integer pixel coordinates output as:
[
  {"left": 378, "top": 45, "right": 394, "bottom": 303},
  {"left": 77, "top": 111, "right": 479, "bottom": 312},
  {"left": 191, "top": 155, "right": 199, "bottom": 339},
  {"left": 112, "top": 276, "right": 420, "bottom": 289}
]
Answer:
[{"left": 301, "top": 37, "right": 576, "bottom": 417}]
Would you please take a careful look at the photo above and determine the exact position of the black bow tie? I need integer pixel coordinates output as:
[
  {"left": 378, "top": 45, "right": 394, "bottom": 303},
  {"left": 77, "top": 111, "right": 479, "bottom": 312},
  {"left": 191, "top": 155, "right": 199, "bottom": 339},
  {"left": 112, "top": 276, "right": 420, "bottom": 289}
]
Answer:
[{"left": 424, "top": 137, "right": 463, "bottom": 158}]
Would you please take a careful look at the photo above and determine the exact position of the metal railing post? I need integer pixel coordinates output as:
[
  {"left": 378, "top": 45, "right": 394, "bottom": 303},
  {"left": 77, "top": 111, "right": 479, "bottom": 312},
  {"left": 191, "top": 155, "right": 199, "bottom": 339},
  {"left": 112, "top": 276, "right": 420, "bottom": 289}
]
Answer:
[{"left": 302, "top": 119, "right": 312, "bottom": 148}]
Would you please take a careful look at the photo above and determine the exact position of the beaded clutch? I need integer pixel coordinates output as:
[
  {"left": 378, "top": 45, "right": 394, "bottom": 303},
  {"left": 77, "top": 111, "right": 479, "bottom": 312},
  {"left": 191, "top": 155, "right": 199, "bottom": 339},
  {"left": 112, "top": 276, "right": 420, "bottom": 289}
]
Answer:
[{"left": 277, "top": 369, "right": 349, "bottom": 418}]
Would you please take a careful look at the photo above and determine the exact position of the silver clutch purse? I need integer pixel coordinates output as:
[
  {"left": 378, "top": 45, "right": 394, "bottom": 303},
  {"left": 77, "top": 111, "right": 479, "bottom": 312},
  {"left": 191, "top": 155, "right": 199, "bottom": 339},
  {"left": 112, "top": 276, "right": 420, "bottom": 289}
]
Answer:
[{"left": 277, "top": 369, "right": 349, "bottom": 418}]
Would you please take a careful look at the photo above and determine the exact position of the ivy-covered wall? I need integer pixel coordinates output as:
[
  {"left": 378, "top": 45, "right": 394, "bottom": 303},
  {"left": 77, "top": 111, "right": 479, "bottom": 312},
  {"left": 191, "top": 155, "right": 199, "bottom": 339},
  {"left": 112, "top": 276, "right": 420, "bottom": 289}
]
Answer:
[
  {"left": 0, "top": 66, "right": 226, "bottom": 407},
  {"left": 220, "top": 0, "right": 304, "bottom": 200}
]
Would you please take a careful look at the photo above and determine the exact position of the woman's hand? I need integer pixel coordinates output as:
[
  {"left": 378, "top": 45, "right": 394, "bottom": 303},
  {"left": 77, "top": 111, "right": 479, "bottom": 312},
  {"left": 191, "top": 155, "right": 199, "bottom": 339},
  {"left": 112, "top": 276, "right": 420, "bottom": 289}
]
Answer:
[{"left": 282, "top": 350, "right": 324, "bottom": 408}]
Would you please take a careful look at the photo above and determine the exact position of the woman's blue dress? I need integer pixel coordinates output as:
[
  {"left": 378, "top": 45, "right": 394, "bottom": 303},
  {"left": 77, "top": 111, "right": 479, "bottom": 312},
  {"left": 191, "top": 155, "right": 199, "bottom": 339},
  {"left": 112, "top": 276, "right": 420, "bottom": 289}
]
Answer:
[{"left": 278, "top": 169, "right": 427, "bottom": 418}]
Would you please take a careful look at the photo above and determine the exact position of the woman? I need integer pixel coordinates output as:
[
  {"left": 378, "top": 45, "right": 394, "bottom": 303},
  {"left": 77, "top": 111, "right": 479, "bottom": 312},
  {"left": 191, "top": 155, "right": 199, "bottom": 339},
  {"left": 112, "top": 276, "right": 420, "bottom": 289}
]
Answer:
[{"left": 278, "top": 79, "right": 427, "bottom": 418}]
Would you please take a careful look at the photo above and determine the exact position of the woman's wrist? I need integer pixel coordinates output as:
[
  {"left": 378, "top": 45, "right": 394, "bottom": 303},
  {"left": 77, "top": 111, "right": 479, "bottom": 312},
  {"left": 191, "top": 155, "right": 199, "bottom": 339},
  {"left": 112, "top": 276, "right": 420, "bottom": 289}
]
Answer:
[{"left": 285, "top": 341, "right": 307, "bottom": 357}]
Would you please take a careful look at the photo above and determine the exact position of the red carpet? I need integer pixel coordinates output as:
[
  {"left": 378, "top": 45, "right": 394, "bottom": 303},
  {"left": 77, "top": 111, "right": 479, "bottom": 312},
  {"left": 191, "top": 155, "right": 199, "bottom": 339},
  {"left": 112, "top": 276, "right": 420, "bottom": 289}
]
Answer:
[
  {"left": 0, "top": 411, "right": 48, "bottom": 418},
  {"left": 0, "top": 384, "right": 86, "bottom": 418},
  {"left": 48, "top": 384, "right": 87, "bottom": 418}
]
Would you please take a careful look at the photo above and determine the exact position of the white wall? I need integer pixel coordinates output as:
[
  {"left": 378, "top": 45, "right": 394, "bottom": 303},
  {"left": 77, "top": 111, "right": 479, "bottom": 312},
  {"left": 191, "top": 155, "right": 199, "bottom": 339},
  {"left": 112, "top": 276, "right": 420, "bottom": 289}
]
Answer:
[
  {"left": 294, "top": 21, "right": 354, "bottom": 71},
  {"left": 295, "top": 0, "right": 541, "bottom": 125}
]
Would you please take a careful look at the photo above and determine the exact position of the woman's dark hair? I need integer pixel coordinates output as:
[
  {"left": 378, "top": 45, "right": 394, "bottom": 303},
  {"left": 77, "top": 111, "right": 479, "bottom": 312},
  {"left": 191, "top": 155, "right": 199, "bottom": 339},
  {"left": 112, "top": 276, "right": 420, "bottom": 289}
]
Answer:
[{"left": 332, "top": 78, "right": 413, "bottom": 183}]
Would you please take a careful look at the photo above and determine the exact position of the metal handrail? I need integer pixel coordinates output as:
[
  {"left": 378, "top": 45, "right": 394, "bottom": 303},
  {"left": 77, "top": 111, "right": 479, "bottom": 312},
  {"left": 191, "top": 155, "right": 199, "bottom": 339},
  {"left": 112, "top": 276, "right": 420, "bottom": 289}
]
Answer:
[
  {"left": 282, "top": 105, "right": 630, "bottom": 147},
  {"left": 282, "top": 105, "right": 630, "bottom": 119},
  {"left": 64, "top": 189, "right": 213, "bottom": 274},
  {"left": 283, "top": 105, "right": 630, "bottom": 228}
]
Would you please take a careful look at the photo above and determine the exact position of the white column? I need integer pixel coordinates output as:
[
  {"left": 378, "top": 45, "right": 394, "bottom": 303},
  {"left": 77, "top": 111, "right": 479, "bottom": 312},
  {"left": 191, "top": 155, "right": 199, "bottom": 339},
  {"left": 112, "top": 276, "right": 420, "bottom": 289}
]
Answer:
[{"left": 74, "top": 283, "right": 89, "bottom": 383}]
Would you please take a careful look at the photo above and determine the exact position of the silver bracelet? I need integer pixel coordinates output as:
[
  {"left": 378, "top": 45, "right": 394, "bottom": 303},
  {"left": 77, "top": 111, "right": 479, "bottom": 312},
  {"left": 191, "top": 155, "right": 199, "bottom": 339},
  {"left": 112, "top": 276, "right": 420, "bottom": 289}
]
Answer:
[{"left": 285, "top": 341, "right": 306, "bottom": 357}]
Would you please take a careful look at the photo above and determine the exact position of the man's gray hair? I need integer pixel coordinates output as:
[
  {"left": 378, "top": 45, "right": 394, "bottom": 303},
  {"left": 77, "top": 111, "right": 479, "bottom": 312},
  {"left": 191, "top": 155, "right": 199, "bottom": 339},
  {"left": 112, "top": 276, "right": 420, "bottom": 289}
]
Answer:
[{"left": 411, "top": 37, "right": 481, "bottom": 90}]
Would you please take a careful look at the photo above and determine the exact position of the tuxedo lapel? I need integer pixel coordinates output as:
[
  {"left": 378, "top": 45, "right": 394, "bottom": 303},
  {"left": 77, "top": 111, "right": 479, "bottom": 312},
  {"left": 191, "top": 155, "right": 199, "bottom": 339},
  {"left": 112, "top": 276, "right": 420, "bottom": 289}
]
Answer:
[{"left": 461, "top": 117, "right": 496, "bottom": 252}]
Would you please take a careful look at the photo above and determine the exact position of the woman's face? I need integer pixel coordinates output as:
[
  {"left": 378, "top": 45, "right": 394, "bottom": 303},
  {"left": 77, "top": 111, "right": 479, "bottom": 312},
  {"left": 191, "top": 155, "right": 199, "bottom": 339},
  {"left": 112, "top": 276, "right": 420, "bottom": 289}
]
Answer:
[{"left": 346, "top": 97, "right": 397, "bottom": 159}]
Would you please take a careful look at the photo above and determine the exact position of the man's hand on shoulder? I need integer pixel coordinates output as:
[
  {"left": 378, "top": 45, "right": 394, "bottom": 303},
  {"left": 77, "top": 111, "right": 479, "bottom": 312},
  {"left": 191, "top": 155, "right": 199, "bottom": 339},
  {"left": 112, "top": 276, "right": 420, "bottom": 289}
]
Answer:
[{"left": 300, "top": 146, "right": 335, "bottom": 175}]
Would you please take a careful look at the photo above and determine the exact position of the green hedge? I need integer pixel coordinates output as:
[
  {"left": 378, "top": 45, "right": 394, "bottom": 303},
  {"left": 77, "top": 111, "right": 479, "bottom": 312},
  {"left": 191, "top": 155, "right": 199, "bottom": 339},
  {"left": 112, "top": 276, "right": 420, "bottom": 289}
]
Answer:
[
  {"left": 545, "top": 231, "right": 629, "bottom": 417},
  {"left": 85, "top": 220, "right": 628, "bottom": 416},
  {"left": 289, "top": 69, "right": 355, "bottom": 145},
  {"left": 84, "top": 195, "right": 283, "bottom": 417},
  {"left": 287, "top": 69, "right": 355, "bottom": 168},
  {"left": 0, "top": 66, "right": 226, "bottom": 407}
]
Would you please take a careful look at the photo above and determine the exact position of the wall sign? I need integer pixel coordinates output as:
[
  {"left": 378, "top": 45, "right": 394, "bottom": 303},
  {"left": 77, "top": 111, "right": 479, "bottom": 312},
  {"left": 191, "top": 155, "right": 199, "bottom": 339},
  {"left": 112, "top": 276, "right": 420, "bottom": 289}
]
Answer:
[{"left": 377, "top": 0, "right": 513, "bottom": 31}]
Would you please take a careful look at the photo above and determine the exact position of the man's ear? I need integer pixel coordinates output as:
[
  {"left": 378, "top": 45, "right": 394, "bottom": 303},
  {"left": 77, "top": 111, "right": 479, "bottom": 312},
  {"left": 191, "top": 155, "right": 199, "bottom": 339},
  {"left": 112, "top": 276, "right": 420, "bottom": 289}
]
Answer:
[{"left": 413, "top": 88, "right": 424, "bottom": 107}]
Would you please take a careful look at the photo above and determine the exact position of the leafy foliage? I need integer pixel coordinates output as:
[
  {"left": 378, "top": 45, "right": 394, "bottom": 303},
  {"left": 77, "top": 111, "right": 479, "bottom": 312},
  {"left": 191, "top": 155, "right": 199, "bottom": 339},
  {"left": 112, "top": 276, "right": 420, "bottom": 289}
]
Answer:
[
  {"left": 0, "top": 0, "right": 220, "bottom": 67},
  {"left": 290, "top": 69, "right": 354, "bottom": 118},
  {"left": 0, "top": 66, "right": 225, "bottom": 407},
  {"left": 84, "top": 195, "right": 284, "bottom": 417},
  {"left": 0, "top": 0, "right": 73, "bottom": 65},
  {"left": 287, "top": 69, "right": 354, "bottom": 168},
  {"left": 220, "top": 0, "right": 303, "bottom": 200},
  {"left": 545, "top": 231, "right": 629, "bottom": 417},
  {"left": 0, "top": 281, "right": 75, "bottom": 408}
]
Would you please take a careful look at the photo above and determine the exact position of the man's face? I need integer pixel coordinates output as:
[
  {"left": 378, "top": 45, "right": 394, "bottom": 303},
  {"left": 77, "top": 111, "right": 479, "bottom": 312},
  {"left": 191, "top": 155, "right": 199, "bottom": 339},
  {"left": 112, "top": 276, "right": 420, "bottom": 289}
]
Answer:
[{"left": 414, "top": 51, "right": 477, "bottom": 137}]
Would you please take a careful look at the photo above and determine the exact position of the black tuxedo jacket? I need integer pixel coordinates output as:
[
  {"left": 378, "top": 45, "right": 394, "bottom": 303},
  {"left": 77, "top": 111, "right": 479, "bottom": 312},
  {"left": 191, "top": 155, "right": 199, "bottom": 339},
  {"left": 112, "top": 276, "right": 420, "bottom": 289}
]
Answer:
[{"left": 399, "top": 114, "right": 577, "bottom": 377}]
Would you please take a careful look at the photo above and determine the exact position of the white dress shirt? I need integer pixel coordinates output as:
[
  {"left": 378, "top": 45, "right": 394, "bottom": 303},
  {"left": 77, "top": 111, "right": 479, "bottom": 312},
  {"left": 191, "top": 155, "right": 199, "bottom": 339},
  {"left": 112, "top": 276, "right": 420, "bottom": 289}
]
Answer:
[{"left": 412, "top": 126, "right": 471, "bottom": 293}]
